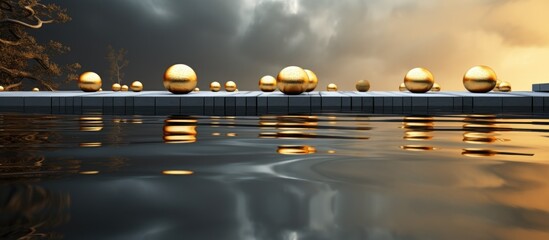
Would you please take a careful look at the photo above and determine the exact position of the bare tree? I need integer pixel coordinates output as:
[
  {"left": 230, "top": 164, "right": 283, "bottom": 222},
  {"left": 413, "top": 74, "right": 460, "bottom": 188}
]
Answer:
[
  {"left": 0, "top": 0, "right": 81, "bottom": 91},
  {"left": 106, "top": 45, "right": 128, "bottom": 84}
]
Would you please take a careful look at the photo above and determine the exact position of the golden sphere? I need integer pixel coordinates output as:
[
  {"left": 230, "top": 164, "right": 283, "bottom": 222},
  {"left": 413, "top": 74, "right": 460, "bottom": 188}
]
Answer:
[
  {"left": 327, "top": 83, "right": 338, "bottom": 91},
  {"left": 463, "top": 65, "right": 497, "bottom": 93},
  {"left": 0, "top": 86, "right": 4, "bottom": 91},
  {"left": 78, "top": 72, "right": 102, "bottom": 92},
  {"left": 121, "top": 85, "right": 129, "bottom": 91},
  {"left": 304, "top": 69, "right": 318, "bottom": 92},
  {"left": 163, "top": 64, "right": 197, "bottom": 94},
  {"left": 99, "top": 88, "right": 103, "bottom": 92},
  {"left": 225, "top": 81, "right": 237, "bottom": 92},
  {"left": 112, "top": 83, "right": 121, "bottom": 91},
  {"left": 193, "top": 87, "right": 200, "bottom": 92},
  {"left": 404, "top": 68, "right": 434, "bottom": 93},
  {"left": 277, "top": 66, "right": 308, "bottom": 95},
  {"left": 210, "top": 81, "right": 221, "bottom": 92},
  {"left": 497, "top": 81, "right": 511, "bottom": 92},
  {"left": 259, "top": 75, "right": 277, "bottom": 92},
  {"left": 130, "top": 81, "right": 143, "bottom": 92},
  {"left": 431, "top": 83, "right": 441, "bottom": 92},
  {"left": 356, "top": 80, "right": 370, "bottom": 92},
  {"left": 399, "top": 82, "right": 407, "bottom": 92},
  {"left": 32, "top": 88, "right": 39, "bottom": 92}
]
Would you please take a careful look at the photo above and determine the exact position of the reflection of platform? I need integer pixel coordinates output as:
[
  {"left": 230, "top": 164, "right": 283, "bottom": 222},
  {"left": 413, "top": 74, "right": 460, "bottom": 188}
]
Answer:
[{"left": 0, "top": 91, "right": 548, "bottom": 114}]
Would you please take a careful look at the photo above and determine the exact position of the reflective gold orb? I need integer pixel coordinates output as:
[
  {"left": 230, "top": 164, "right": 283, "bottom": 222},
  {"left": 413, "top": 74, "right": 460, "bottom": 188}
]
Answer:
[
  {"left": 99, "top": 88, "right": 102, "bottom": 92},
  {"left": 0, "top": 86, "right": 4, "bottom": 91},
  {"left": 259, "top": 75, "right": 277, "bottom": 92},
  {"left": 463, "top": 65, "right": 497, "bottom": 93},
  {"left": 496, "top": 81, "right": 511, "bottom": 92},
  {"left": 130, "top": 81, "right": 143, "bottom": 92},
  {"left": 121, "top": 85, "right": 129, "bottom": 92},
  {"left": 404, "top": 68, "right": 434, "bottom": 93},
  {"left": 78, "top": 72, "right": 102, "bottom": 92},
  {"left": 356, "top": 80, "right": 370, "bottom": 92},
  {"left": 277, "top": 66, "right": 308, "bottom": 95},
  {"left": 32, "top": 88, "right": 39, "bottom": 92},
  {"left": 327, "top": 83, "right": 338, "bottom": 91},
  {"left": 112, "top": 83, "right": 121, "bottom": 92},
  {"left": 399, "top": 82, "right": 407, "bottom": 92},
  {"left": 193, "top": 87, "right": 200, "bottom": 92},
  {"left": 304, "top": 69, "right": 318, "bottom": 92},
  {"left": 210, "top": 81, "right": 221, "bottom": 92},
  {"left": 225, "top": 81, "right": 237, "bottom": 92},
  {"left": 163, "top": 64, "right": 197, "bottom": 94},
  {"left": 431, "top": 83, "right": 441, "bottom": 92}
]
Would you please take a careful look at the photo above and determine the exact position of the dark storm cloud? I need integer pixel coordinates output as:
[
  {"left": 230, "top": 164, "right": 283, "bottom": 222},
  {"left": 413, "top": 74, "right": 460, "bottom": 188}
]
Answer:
[{"left": 37, "top": 0, "right": 549, "bottom": 91}]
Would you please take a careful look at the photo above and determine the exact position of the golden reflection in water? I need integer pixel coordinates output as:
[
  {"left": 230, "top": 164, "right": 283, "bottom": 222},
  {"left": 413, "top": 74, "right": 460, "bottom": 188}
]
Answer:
[
  {"left": 463, "top": 132, "right": 499, "bottom": 144},
  {"left": 79, "top": 142, "right": 102, "bottom": 148},
  {"left": 226, "top": 133, "right": 237, "bottom": 137},
  {"left": 79, "top": 116, "right": 104, "bottom": 132},
  {"left": 259, "top": 116, "right": 318, "bottom": 130},
  {"left": 461, "top": 148, "right": 534, "bottom": 158},
  {"left": 404, "top": 131, "right": 433, "bottom": 141},
  {"left": 400, "top": 145, "right": 436, "bottom": 151},
  {"left": 327, "top": 150, "right": 336, "bottom": 154},
  {"left": 277, "top": 145, "right": 316, "bottom": 155},
  {"left": 163, "top": 116, "right": 197, "bottom": 144},
  {"left": 212, "top": 132, "right": 221, "bottom": 136},
  {"left": 79, "top": 171, "right": 99, "bottom": 175},
  {"left": 402, "top": 116, "right": 434, "bottom": 141},
  {"left": 162, "top": 170, "right": 194, "bottom": 175}
]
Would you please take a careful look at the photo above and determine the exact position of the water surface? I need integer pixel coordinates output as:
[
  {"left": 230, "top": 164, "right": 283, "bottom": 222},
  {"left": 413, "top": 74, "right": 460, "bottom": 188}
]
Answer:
[{"left": 2, "top": 113, "right": 549, "bottom": 239}]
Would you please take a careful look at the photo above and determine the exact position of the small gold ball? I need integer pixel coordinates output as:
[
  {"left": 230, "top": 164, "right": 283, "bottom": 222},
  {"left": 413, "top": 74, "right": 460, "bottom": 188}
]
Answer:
[
  {"left": 497, "top": 81, "right": 511, "bottom": 92},
  {"left": 32, "top": 88, "right": 39, "bottom": 92},
  {"left": 277, "top": 66, "right": 308, "bottom": 95},
  {"left": 259, "top": 75, "right": 277, "bottom": 92},
  {"left": 121, "top": 85, "right": 129, "bottom": 91},
  {"left": 225, "top": 81, "right": 237, "bottom": 92},
  {"left": 193, "top": 87, "right": 200, "bottom": 92},
  {"left": 78, "top": 72, "right": 102, "bottom": 92},
  {"left": 404, "top": 68, "right": 434, "bottom": 93},
  {"left": 0, "top": 86, "right": 4, "bottom": 91},
  {"left": 235, "top": 89, "right": 239, "bottom": 92},
  {"left": 327, "top": 83, "right": 338, "bottom": 91},
  {"left": 399, "top": 82, "right": 407, "bottom": 92},
  {"left": 304, "top": 69, "right": 318, "bottom": 92},
  {"left": 210, "top": 82, "right": 221, "bottom": 92},
  {"left": 112, "top": 83, "right": 121, "bottom": 91},
  {"left": 356, "top": 80, "right": 370, "bottom": 92},
  {"left": 431, "top": 83, "right": 441, "bottom": 92},
  {"left": 99, "top": 88, "right": 102, "bottom": 92},
  {"left": 163, "top": 64, "right": 197, "bottom": 94},
  {"left": 130, "top": 81, "right": 143, "bottom": 92},
  {"left": 463, "top": 65, "right": 497, "bottom": 93}
]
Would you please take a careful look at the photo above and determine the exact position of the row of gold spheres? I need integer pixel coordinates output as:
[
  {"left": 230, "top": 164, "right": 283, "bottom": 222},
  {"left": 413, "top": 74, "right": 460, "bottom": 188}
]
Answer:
[{"left": 75, "top": 64, "right": 510, "bottom": 94}]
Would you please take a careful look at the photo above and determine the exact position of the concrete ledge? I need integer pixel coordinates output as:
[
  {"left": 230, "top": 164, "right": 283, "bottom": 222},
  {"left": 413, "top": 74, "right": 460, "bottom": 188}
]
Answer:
[{"left": 0, "top": 91, "right": 548, "bottom": 114}]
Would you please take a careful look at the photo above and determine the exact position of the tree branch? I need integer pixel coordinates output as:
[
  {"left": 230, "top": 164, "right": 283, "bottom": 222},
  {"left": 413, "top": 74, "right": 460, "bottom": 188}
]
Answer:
[
  {"left": 5, "top": 81, "right": 22, "bottom": 90},
  {"left": 0, "top": 65, "right": 54, "bottom": 91}
]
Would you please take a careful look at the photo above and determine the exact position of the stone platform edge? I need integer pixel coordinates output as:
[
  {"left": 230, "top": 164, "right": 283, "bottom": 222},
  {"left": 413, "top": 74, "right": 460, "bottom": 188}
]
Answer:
[{"left": 1, "top": 91, "right": 548, "bottom": 114}]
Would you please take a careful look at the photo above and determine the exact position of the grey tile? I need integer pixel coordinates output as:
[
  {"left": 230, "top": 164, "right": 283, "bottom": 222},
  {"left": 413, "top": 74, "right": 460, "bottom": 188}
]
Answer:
[
  {"left": 322, "top": 97, "right": 341, "bottom": 108},
  {"left": 25, "top": 97, "right": 51, "bottom": 107},
  {"left": 412, "top": 97, "right": 428, "bottom": 107},
  {"left": 214, "top": 97, "right": 225, "bottom": 108},
  {"left": 156, "top": 97, "right": 179, "bottom": 107},
  {"left": 473, "top": 97, "right": 502, "bottom": 107},
  {"left": 289, "top": 96, "right": 310, "bottom": 107},
  {"left": 134, "top": 97, "right": 155, "bottom": 107},
  {"left": 236, "top": 97, "right": 246, "bottom": 107},
  {"left": 351, "top": 97, "right": 362, "bottom": 110},
  {"left": 181, "top": 97, "right": 204, "bottom": 107},
  {"left": 82, "top": 97, "right": 103, "bottom": 107},
  {"left": 268, "top": 96, "right": 288, "bottom": 107},
  {"left": 0, "top": 97, "right": 24, "bottom": 107}
]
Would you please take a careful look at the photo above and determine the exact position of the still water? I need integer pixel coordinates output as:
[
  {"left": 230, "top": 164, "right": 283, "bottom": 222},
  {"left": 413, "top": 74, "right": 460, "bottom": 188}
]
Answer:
[{"left": 1, "top": 113, "right": 549, "bottom": 240}]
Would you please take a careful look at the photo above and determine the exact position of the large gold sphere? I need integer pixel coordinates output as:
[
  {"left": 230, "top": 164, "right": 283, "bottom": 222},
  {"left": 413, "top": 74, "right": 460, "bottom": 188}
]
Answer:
[
  {"left": 404, "top": 68, "right": 434, "bottom": 93},
  {"left": 0, "top": 86, "right": 4, "bottom": 91},
  {"left": 259, "top": 75, "right": 277, "bottom": 92},
  {"left": 463, "top": 65, "right": 497, "bottom": 93},
  {"left": 304, "top": 69, "right": 318, "bottom": 92},
  {"left": 163, "top": 64, "right": 197, "bottom": 94},
  {"left": 78, "top": 72, "right": 102, "bottom": 92},
  {"left": 210, "top": 81, "right": 221, "bottom": 92},
  {"left": 32, "top": 88, "right": 39, "bottom": 92},
  {"left": 277, "top": 66, "right": 308, "bottom": 95},
  {"left": 356, "top": 80, "right": 370, "bottom": 92},
  {"left": 327, "top": 83, "right": 338, "bottom": 91},
  {"left": 431, "top": 83, "right": 441, "bottom": 92},
  {"left": 121, "top": 85, "right": 129, "bottom": 92},
  {"left": 130, "top": 81, "right": 143, "bottom": 92},
  {"left": 225, "top": 81, "right": 237, "bottom": 92},
  {"left": 496, "top": 81, "right": 511, "bottom": 92},
  {"left": 399, "top": 82, "right": 407, "bottom": 92},
  {"left": 112, "top": 83, "right": 121, "bottom": 92}
]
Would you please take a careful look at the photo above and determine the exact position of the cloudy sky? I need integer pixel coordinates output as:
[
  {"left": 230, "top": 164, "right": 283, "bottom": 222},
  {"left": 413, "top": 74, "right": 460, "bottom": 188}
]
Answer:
[{"left": 39, "top": 0, "right": 549, "bottom": 91}]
